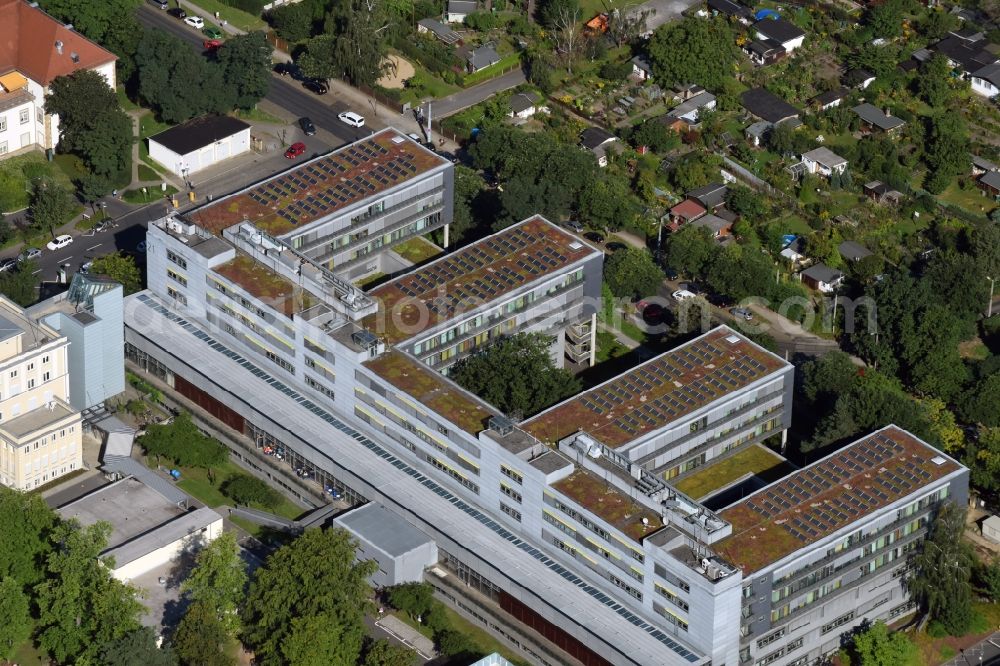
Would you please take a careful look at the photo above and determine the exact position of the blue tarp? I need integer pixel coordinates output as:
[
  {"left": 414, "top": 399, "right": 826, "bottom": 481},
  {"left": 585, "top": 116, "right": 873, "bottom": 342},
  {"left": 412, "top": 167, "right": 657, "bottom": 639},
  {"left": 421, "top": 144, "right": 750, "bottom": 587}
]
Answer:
[
  {"left": 782, "top": 234, "right": 797, "bottom": 247},
  {"left": 756, "top": 8, "right": 780, "bottom": 20}
]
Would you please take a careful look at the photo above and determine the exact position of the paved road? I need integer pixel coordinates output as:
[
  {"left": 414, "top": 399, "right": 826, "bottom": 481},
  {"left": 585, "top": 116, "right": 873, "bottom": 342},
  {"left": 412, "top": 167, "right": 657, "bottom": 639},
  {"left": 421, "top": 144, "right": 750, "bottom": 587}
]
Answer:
[
  {"left": 426, "top": 68, "right": 527, "bottom": 118},
  {"left": 137, "top": 6, "right": 370, "bottom": 145},
  {"left": 941, "top": 631, "right": 1000, "bottom": 666}
]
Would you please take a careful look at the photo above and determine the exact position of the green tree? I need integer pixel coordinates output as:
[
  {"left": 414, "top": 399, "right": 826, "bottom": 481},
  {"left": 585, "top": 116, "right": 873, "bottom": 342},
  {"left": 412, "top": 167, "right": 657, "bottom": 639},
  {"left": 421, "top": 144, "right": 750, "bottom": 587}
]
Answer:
[
  {"left": 908, "top": 503, "right": 976, "bottom": 635},
  {"left": 668, "top": 152, "right": 723, "bottom": 191},
  {"left": 847, "top": 44, "right": 899, "bottom": 79},
  {"left": 0, "top": 577, "right": 31, "bottom": 662},
  {"left": 450, "top": 165, "right": 483, "bottom": 244},
  {"left": 182, "top": 532, "right": 248, "bottom": 635},
  {"left": 917, "top": 55, "right": 953, "bottom": 107},
  {"left": 604, "top": 247, "right": 664, "bottom": 298},
  {"left": 363, "top": 639, "right": 415, "bottom": 666},
  {"left": 924, "top": 113, "right": 969, "bottom": 194},
  {"left": 89, "top": 252, "right": 141, "bottom": 295},
  {"left": 0, "top": 487, "right": 55, "bottom": 587},
  {"left": 628, "top": 120, "right": 680, "bottom": 153},
  {"left": 268, "top": 2, "right": 314, "bottom": 41},
  {"left": 281, "top": 614, "right": 358, "bottom": 666},
  {"left": 100, "top": 627, "right": 177, "bottom": 666},
  {"left": 975, "top": 558, "right": 1000, "bottom": 603},
  {"left": 387, "top": 582, "right": 435, "bottom": 619},
  {"left": 705, "top": 244, "right": 774, "bottom": 301},
  {"left": 847, "top": 621, "right": 919, "bottom": 666},
  {"left": 136, "top": 31, "right": 230, "bottom": 123},
  {"left": 221, "top": 474, "right": 282, "bottom": 509},
  {"left": 137, "top": 412, "right": 229, "bottom": 470},
  {"left": 767, "top": 121, "right": 796, "bottom": 157},
  {"left": 866, "top": 0, "right": 904, "bottom": 38},
  {"left": 578, "top": 173, "right": 637, "bottom": 231},
  {"left": 647, "top": 17, "right": 737, "bottom": 90},
  {"left": 242, "top": 529, "right": 377, "bottom": 666},
  {"left": 174, "top": 600, "right": 236, "bottom": 666},
  {"left": 450, "top": 332, "right": 581, "bottom": 418},
  {"left": 38, "top": 0, "right": 142, "bottom": 79},
  {"left": 218, "top": 32, "right": 273, "bottom": 111},
  {"left": 46, "top": 70, "right": 132, "bottom": 182},
  {"left": 29, "top": 178, "right": 75, "bottom": 236},
  {"left": 306, "top": 0, "right": 393, "bottom": 87},
  {"left": 437, "top": 629, "right": 479, "bottom": 659},
  {"left": 800, "top": 350, "right": 859, "bottom": 405},
  {"left": 957, "top": 372, "right": 1000, "bottom": 426},
  {"left": 538, "top": 0, "right": 579, "bottom": 29},
  {"left": 663, "top": 225, "right": 716, "bottom": 278},
  {"left": 0, "top": 260, "right": 41, "bottom": 307},
  {"left": 964, "top": 426, "right": 1000, "bottom": 494},
  {"left": 725, "top": 186, "right": 767, "bottom": 223},
  {"left": 34, "top": 521, "right": 144, "bottom": 664}
]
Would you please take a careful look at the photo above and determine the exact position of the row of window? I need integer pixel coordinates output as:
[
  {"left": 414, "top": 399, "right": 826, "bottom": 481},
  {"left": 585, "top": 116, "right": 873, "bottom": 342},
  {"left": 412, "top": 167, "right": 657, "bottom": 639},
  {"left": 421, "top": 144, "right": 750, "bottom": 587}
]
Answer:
[
  {"left": 500, "top": 502, "right": 521, "bottom": 522},
  {"left": 500, "top": 483, "right": 522, "bottom": 503},
  {"left": 0, "top": 108, "right": 32, "bottom": 133},
  {"left": 608, "top": 573, "right": 642, "bottom": 601},
  {"left": 500, "top": 465, "right": 523, "bottom": 484},
  {"left": 166, "top": 286, "right": 187, "bottom": 306},
  {"left": 304, "top": 375, "right": 334, "bottom": 400},
  {"left": 426, "top": 454, "right": 479, "bottom": 494},
  {"left": 655, "top": 584, "right": 689, "bottom": 612},
  {"left": 166, "top": 249, "right": 187, "bottom": 270}
]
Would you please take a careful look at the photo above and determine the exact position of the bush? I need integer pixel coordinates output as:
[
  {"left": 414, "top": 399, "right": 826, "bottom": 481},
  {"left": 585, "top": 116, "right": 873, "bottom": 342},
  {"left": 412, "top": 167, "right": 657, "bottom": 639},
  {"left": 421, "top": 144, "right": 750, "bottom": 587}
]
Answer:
[
  {"left": 598, "top": 61, "right": 632, "bottom": 80},
  {"left": 221, "top": 473, "right": 281, "bottom": 508},
  {"left": 220, "top": 0, "right": 267, "bottom": 13},
  {"left": 387, "top": 583, "right": 435, "bottom": 619}
]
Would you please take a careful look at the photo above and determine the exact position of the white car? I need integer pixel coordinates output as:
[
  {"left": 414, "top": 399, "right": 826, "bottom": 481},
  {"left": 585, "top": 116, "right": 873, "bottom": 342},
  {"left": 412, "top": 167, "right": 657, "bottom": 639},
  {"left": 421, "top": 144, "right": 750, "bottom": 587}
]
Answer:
[
  {"left": 183, "top": 15, "right": 205, "bottom": 29},
  {"left": 46, "top": 234, "right": 73, "bottom": 251},
  {"left": 672, "top": 289, "right": 696, "bottom": 302},
  {"left": 338, "top": 111, "right": 365, "bottom": 128}
]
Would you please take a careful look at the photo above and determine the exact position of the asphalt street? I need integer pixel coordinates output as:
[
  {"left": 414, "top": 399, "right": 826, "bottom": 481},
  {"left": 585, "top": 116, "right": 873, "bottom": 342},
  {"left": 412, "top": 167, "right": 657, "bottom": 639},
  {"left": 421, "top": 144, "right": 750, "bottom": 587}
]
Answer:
[{"left": 137, "top": 6, "right": 370, "bottom": 146}]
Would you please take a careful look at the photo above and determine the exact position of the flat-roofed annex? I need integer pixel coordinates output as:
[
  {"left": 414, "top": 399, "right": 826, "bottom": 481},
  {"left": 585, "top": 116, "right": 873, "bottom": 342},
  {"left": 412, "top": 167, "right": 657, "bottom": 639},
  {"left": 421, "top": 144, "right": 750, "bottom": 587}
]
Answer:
[
  {"left": 522, "top": 327, "right": 789, "bottom": 449},
  {"left": 185, "top": 129, "right": 450, "bottom": 238},
  {"left": 363, "top": 216, "right": 600, "bottom": 344},
  {"left": 713, "top": 425, "right": 962, "bottom": 575}
]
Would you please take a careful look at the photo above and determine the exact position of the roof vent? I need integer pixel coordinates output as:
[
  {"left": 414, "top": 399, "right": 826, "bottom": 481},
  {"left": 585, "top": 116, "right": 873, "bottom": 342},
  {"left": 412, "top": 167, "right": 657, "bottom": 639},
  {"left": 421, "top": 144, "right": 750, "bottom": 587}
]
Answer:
[
  {"left": 568, "top": 241, "right": 583, "bottom": 250},
  {"left": 391, "top": 135, "right": 405, "bottom": 144},
  {"left": 70, "top": 52, "right": 79, "bottom": 63},
  {"left": 931, "top": 455, "right": 947, "bottom": 466},
  {"left": 64, "top": 23, "right": 73, "bottom": 31},
  {"left": 489, "top": 415, "right": 514, "bottom": 436},
  {"left": 726, "top": 334, "right": 740, "bottom": 344},
  {"left": 54, "top": 40, "right": 63, "bottom": 54}
]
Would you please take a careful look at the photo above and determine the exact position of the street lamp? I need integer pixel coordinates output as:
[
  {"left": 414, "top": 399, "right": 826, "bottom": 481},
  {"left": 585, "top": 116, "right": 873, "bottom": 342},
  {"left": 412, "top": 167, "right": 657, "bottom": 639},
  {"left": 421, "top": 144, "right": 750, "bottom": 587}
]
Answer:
[{"left": 988, "top": 276, "right": 996, "bottom": 318}]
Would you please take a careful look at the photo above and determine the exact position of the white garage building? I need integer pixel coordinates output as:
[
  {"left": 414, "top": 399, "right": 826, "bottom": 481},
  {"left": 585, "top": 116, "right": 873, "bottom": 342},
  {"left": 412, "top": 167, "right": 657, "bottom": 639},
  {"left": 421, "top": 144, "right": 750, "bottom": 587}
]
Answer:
[
  {"left": 57, "top": 475, "right": 223, "bottom": 581},
  {"left": 148, "top": 115, "right": 251, "bottom": 178},
  {"left": 334, "top": 502, "right": 438, "bottom": 588}
]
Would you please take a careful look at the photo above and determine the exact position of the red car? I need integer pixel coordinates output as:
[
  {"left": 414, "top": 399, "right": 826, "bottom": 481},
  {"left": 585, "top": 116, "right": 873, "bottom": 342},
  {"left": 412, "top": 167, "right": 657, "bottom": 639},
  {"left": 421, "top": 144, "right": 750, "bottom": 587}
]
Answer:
[
  {"left": 203, "top": 39, "right": 222, "bottom": 51},
  {"left": 284, "top": 142, "right": 306, "bottom": 159}
]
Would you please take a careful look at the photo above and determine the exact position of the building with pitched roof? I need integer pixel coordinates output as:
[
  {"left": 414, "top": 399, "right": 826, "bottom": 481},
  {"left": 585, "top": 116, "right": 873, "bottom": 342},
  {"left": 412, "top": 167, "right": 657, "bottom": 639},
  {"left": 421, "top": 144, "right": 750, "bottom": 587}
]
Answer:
[
  {"left": 740, "top": 88, "right": 800, "bottom": 124},
  {"left": 752, "top": 18, "right": 806, "bottom": 52},
  {"left": 0, "top": 0, "right": 116, "bottom": 160}
]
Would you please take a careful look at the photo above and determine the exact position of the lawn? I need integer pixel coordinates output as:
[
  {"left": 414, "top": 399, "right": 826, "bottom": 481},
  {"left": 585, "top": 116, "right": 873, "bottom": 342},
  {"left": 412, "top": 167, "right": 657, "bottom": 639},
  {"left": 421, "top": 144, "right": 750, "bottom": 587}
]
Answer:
[
  {"left": 123, "top": 185, "right": 177, "bottom": 204},
  {"left": 115, "top": 86, "right": 141, "bottom": 112},
  {"left": 0, "top": 152, "right": 76, "bottom": 213},
  {"left": 938, "top": 180, "right": 996, "bottom": 217},
  {"left": 393, "top": 236, "right": 442, "bottom": 264},
  {"left": 154, "top": 457, "right": 306, "bottom": 520},
  {"left": 776, "top": 214, "right": 813, "bottom": 236},
  {"left": 395, "top": 68, "right": 460, "bottom": 105},
  {"left": 138, "top": 164, "right": 159, "bottom": 181},
  {"left": 355, "top": 271, "right": 387, "bottom": 289},
  {"left": 674, "top": 444, "right": 788, "bottom": 500},
  {"left": 394, "top": 605, "right": 531, "bottom": 666},
  {"left": 183, "top": 0, "right": 267, "bottom": 30},
  {"left": 233, "top": 107, "right": 286, "bottom": 124},
  {"left": 910, "top": 603, "right": 1000, "bottom": 665},
  {"left": 138, "top": 111, "right": 171, "bottom": 140},
  {"left": 11, "top": 634, "right": 47, "bottom": 666},
  {"left": 52, "top": 153, "right": 89, "bottom": 182}
]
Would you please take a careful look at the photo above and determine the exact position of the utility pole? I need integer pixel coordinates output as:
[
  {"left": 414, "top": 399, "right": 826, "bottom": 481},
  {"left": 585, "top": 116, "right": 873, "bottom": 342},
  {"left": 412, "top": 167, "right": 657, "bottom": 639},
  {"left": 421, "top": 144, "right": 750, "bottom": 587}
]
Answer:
[{"left": 988, "top": 276, "right": 995, "bottom": 318}]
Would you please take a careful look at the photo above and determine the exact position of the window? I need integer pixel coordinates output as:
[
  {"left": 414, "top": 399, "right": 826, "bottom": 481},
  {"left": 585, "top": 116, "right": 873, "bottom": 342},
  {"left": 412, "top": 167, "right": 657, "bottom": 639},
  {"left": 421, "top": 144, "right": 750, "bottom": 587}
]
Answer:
[
  {"left": 305, "top": 376, "right": 335, "bottom": 399},
  {"left": 36, "top": 108, "right": 42, "bottom": 124},
  {"left": 167, "top": 249, "right": 188, "bottom": 269},
  {"left": 822, "top": 611, "right": 855, "bottom": 635},
  {"left": 167, "top": 269, "right": 188, "bottom": 287},
  {"left": 756, "top": 648, "right": 785, "bottom": 666},
  {"left": 609, "top": 573, "right": 642, "bottom": 601},
  {"left": 27, "top": 363, "right": 33, "bottom": 371},
  {"left": 500, "top": 465, "right": 523, "bottom": 484},
  {"left": 9, "top": 370, "right": 16, "bottom": 378},
  {"left": 42, "top": 356, "right": 49, "bottom": 364},
  {"left": 0, "top": 116, "right": 6, "bottom": 132},
  {"left": 27, "top": 379, "right": 34, "bottom": 389},
  {"left": 500, "top": 483, "right": 522, "bottom": 503},
  {"left": 656, "top": 584, "right": 689, "bottom": 611},
  {"left": 0, "top": 141, "right": 7, "bottom": 155},
  {"left": 264, "top": 349, "right": 294, "bottom": 373},
  {"left": 166, "top": 286, "right": 187, "bottom": 306},
  {"left": 757, "top": 628, "right": 785, "bottom": 649},
  {"left": 437, "top": 424, "right": 449, "bottom": 436},
  {"left": 19, "top": 108, "right": 28, "bottom": 125},
  {"left": 500, "top": 503, "right": 521, "bottom": 522}
]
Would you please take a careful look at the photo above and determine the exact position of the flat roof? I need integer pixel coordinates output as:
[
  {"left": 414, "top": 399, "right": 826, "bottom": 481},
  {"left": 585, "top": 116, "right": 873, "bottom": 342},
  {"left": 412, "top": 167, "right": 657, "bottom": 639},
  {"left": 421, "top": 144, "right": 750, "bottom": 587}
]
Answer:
[
  {"left": 364, "top": 216, "right": 598, "bottom": 344},
  {"left": 713, "top": 426, "right": 962, "bottom": 574},
  {"left": 364, "top": 350, "right": 497, "bottom": 434},
  {"left": 522, "top": 327, "right": 789, "bottom": 449},
  {"left": 186, "top": 129, "right": 449, "bottom": 237},
  {"left": 0, "top": 397, "right": 76, "bottom": 439},
  {"left": 104, "top": 506, "right": 222, "bottom": 569},
  {"left": 58, "top": 476, "right": 185, "bottom": 550},
  {"left": 335, "top": 502, "right": 434, "bottom": 557},
  {"left": 212, "top": 254, "right": 318, "bottom": 319},
  {"left": 149, "top": 115, "right": 250, "bottom": 156},
  {"left": 551, "top": 469, "right": 664, "bottom": 542}
]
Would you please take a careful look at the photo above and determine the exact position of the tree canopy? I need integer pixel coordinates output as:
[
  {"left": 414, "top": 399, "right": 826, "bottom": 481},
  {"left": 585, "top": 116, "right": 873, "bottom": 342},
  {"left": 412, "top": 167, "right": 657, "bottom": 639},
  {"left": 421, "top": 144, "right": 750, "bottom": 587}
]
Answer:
[
  {"left": 38, "top": 0, "right": 142, "bottom": 78},
  {"left": 90, "top": 253, "right": 142, "bottom": 295},
  {"left": 241, "top": 528, "right": 377, "bottom": 666},
  {"left": 647, "top": 17, "right": 738, "bottom": 91},
  {"left": 100, "top": 627, "right": 177, "bottom": 666},
  {"left": 174, "top": 600, "right": 237, "bottom": 666},
  {"left": 299, "top": 0, "right": 393, "bottom": 86},
  {"left": 908, "top": 503, "right": 976, "bottom": 635},
  {"left": 137, "top": 412, "right": 229, "bottom": 469},
  {"left": 0, "top": 577, "right": 31, "bottom": 662},
  {"left": 182, "top": 532, "right": 248, "bottom": 636},
  {"left": 604, "top": 247, "right": 663, "bottom": 298},
  {"left": 845, "top": 621, "right": 919, "bottom": 666},
  {"left": 451, "top": 332, "right": 582, "bottom": 418}
]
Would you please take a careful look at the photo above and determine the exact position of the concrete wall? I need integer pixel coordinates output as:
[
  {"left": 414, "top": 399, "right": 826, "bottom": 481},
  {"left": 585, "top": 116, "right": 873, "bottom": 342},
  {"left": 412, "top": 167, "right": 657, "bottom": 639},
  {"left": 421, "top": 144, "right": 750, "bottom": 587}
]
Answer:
[
  {"left": 149, "top": 127, "right": 252, "bottom": 177},
  {"left": 111, "top": 515, "right": 224, "bottom": 581}
]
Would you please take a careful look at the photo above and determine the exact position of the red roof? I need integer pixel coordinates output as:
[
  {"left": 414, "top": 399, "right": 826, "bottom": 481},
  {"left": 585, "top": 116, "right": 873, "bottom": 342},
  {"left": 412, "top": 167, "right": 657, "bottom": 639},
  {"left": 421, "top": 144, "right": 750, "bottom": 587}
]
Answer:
[
  {"left": 0, "top": 0, "right": 117, "bottom": 86},
  {"left": 670, "top": 198, "right": 707, "bottom": 222}
]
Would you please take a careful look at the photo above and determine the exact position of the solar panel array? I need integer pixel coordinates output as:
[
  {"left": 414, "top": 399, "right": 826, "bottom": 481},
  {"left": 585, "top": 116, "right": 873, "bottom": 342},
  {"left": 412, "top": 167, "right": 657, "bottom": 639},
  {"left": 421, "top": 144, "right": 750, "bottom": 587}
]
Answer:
[
  {"left": 576, "top": 334, "right": 772, "bottom": 437},
  {"left": 239, "top": 137, "right": 423, "bottom": 227},
  {"left": 743, "top": 431, "right": 931, "bottom": 542},
  {"left": 389, "top": 224, "right": 573, "bottom": 317}
]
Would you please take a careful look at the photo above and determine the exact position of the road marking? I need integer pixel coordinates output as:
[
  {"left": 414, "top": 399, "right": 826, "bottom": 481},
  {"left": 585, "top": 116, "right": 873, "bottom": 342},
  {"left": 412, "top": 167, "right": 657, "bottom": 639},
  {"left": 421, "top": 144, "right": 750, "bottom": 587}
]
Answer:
[
  {"left": 86, "top": 243, "right": 102, "bottom": 251},
  {"left": 32, "top": 269, "right": 41, "bottom": 275}
]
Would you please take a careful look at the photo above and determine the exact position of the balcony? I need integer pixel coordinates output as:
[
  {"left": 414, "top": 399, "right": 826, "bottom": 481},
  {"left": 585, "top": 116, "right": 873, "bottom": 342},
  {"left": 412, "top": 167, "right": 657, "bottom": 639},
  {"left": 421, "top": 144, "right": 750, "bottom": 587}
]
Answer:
[{"left": 566, "top": 319, "right": 592, "bottom": 344}]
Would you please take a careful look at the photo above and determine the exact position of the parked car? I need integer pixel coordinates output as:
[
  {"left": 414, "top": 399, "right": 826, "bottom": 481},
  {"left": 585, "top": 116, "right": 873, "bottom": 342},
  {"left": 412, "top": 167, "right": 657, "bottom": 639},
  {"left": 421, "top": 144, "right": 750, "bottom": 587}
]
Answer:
[
  {"left": 167, "top": 7, "right": 187, "bottom": 18},
  {"left": 606, "top": 241, "right": 628, "bottom": 253},
  {"left": 148, "top": 0, "right": 168, "bottom": 8},
  {"left": 273, "top": 62, "right": 303, "bottom": 79},
  {"left": 0, "top": 258, "right": 17, "bottom": 272},
  {"left": 284, "top": 142, "right": 307, "bottom": 159},
  {"left": 94, "top": 218, "right": 112, "bottom": 233},
  {"left": 337, "top": 111, "right": 365, "bottom": 127},
  {"left": 730, "top": 307, "right": 754, "bottom": 321},
  {"left": 303, "top": 79, "right": 329, "bottom": 95},
  {"left": 636, "top": 300, "right": 665, "bottom": 325},
  {"left": 663, "top": 266, "right": 679, "bottom": 280},
  {"left": 672, "top": 289, "right": 696, "bottom": 302},
  {"left": 299, "top": 117, "right": 316, "bottom": 136},
  {"left": 407, "top": 132, "right": 423, "bottom": 142},
  {"left": 203, "top": 39, "right": 222, "bottom": 52},
  {"left": 203, "top": 26, "right": 223, "bottom": 39},
  {"left": 79, "top": 260, "right": 93, "bottom": 274},
  {"left": 46, "top": 234, "right": 73, "bottom": 251},
  {"left": 183, "top": 15, "right": 205, "bottom": 29},
  {"left": 19, "top": 248, "right": 41, "bottom": 262},
  {"left": 564, "top": 219, "right": 584, "bottom": 233},
  {"left": 583, "top": 231, "right": 604, "bottom": 244}
]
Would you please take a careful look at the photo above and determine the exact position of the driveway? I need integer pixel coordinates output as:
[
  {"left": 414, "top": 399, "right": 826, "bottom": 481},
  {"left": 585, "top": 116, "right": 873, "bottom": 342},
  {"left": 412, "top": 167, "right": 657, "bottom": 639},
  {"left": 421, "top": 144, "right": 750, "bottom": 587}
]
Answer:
[
  {"left": 426, "top": 68, "right": 527, "bottom": 118},
  {"left": 633, "top": 0, "right": 700, "bottom": 33}
]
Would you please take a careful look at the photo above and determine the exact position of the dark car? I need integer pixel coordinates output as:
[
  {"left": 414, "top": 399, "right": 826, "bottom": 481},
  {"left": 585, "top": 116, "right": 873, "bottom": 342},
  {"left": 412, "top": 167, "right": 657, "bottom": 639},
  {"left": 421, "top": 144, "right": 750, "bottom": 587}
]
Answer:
[
  {"left": 302, "top": 79, "right": 328, "bottom": 95},
  {"left": 273, "top": 62, "right": 302, "bottom": 78},
  {"left": 583, "top": 231, "right": 604, "bottom": 244},
  {"left": 663, "top": 266, "right": 679, "bottom": 280},
  {"left": 167, "top": 7, "right": 187, "bottom": 18},
  {"left": 94, "top": 219, "right": 112, "bottom": 233},
  {"left": 606, "top": 242, "right": 628, "bottom": 253},
  {"left": 299, "top": 117, "right": 316, "bottom": 136}
]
